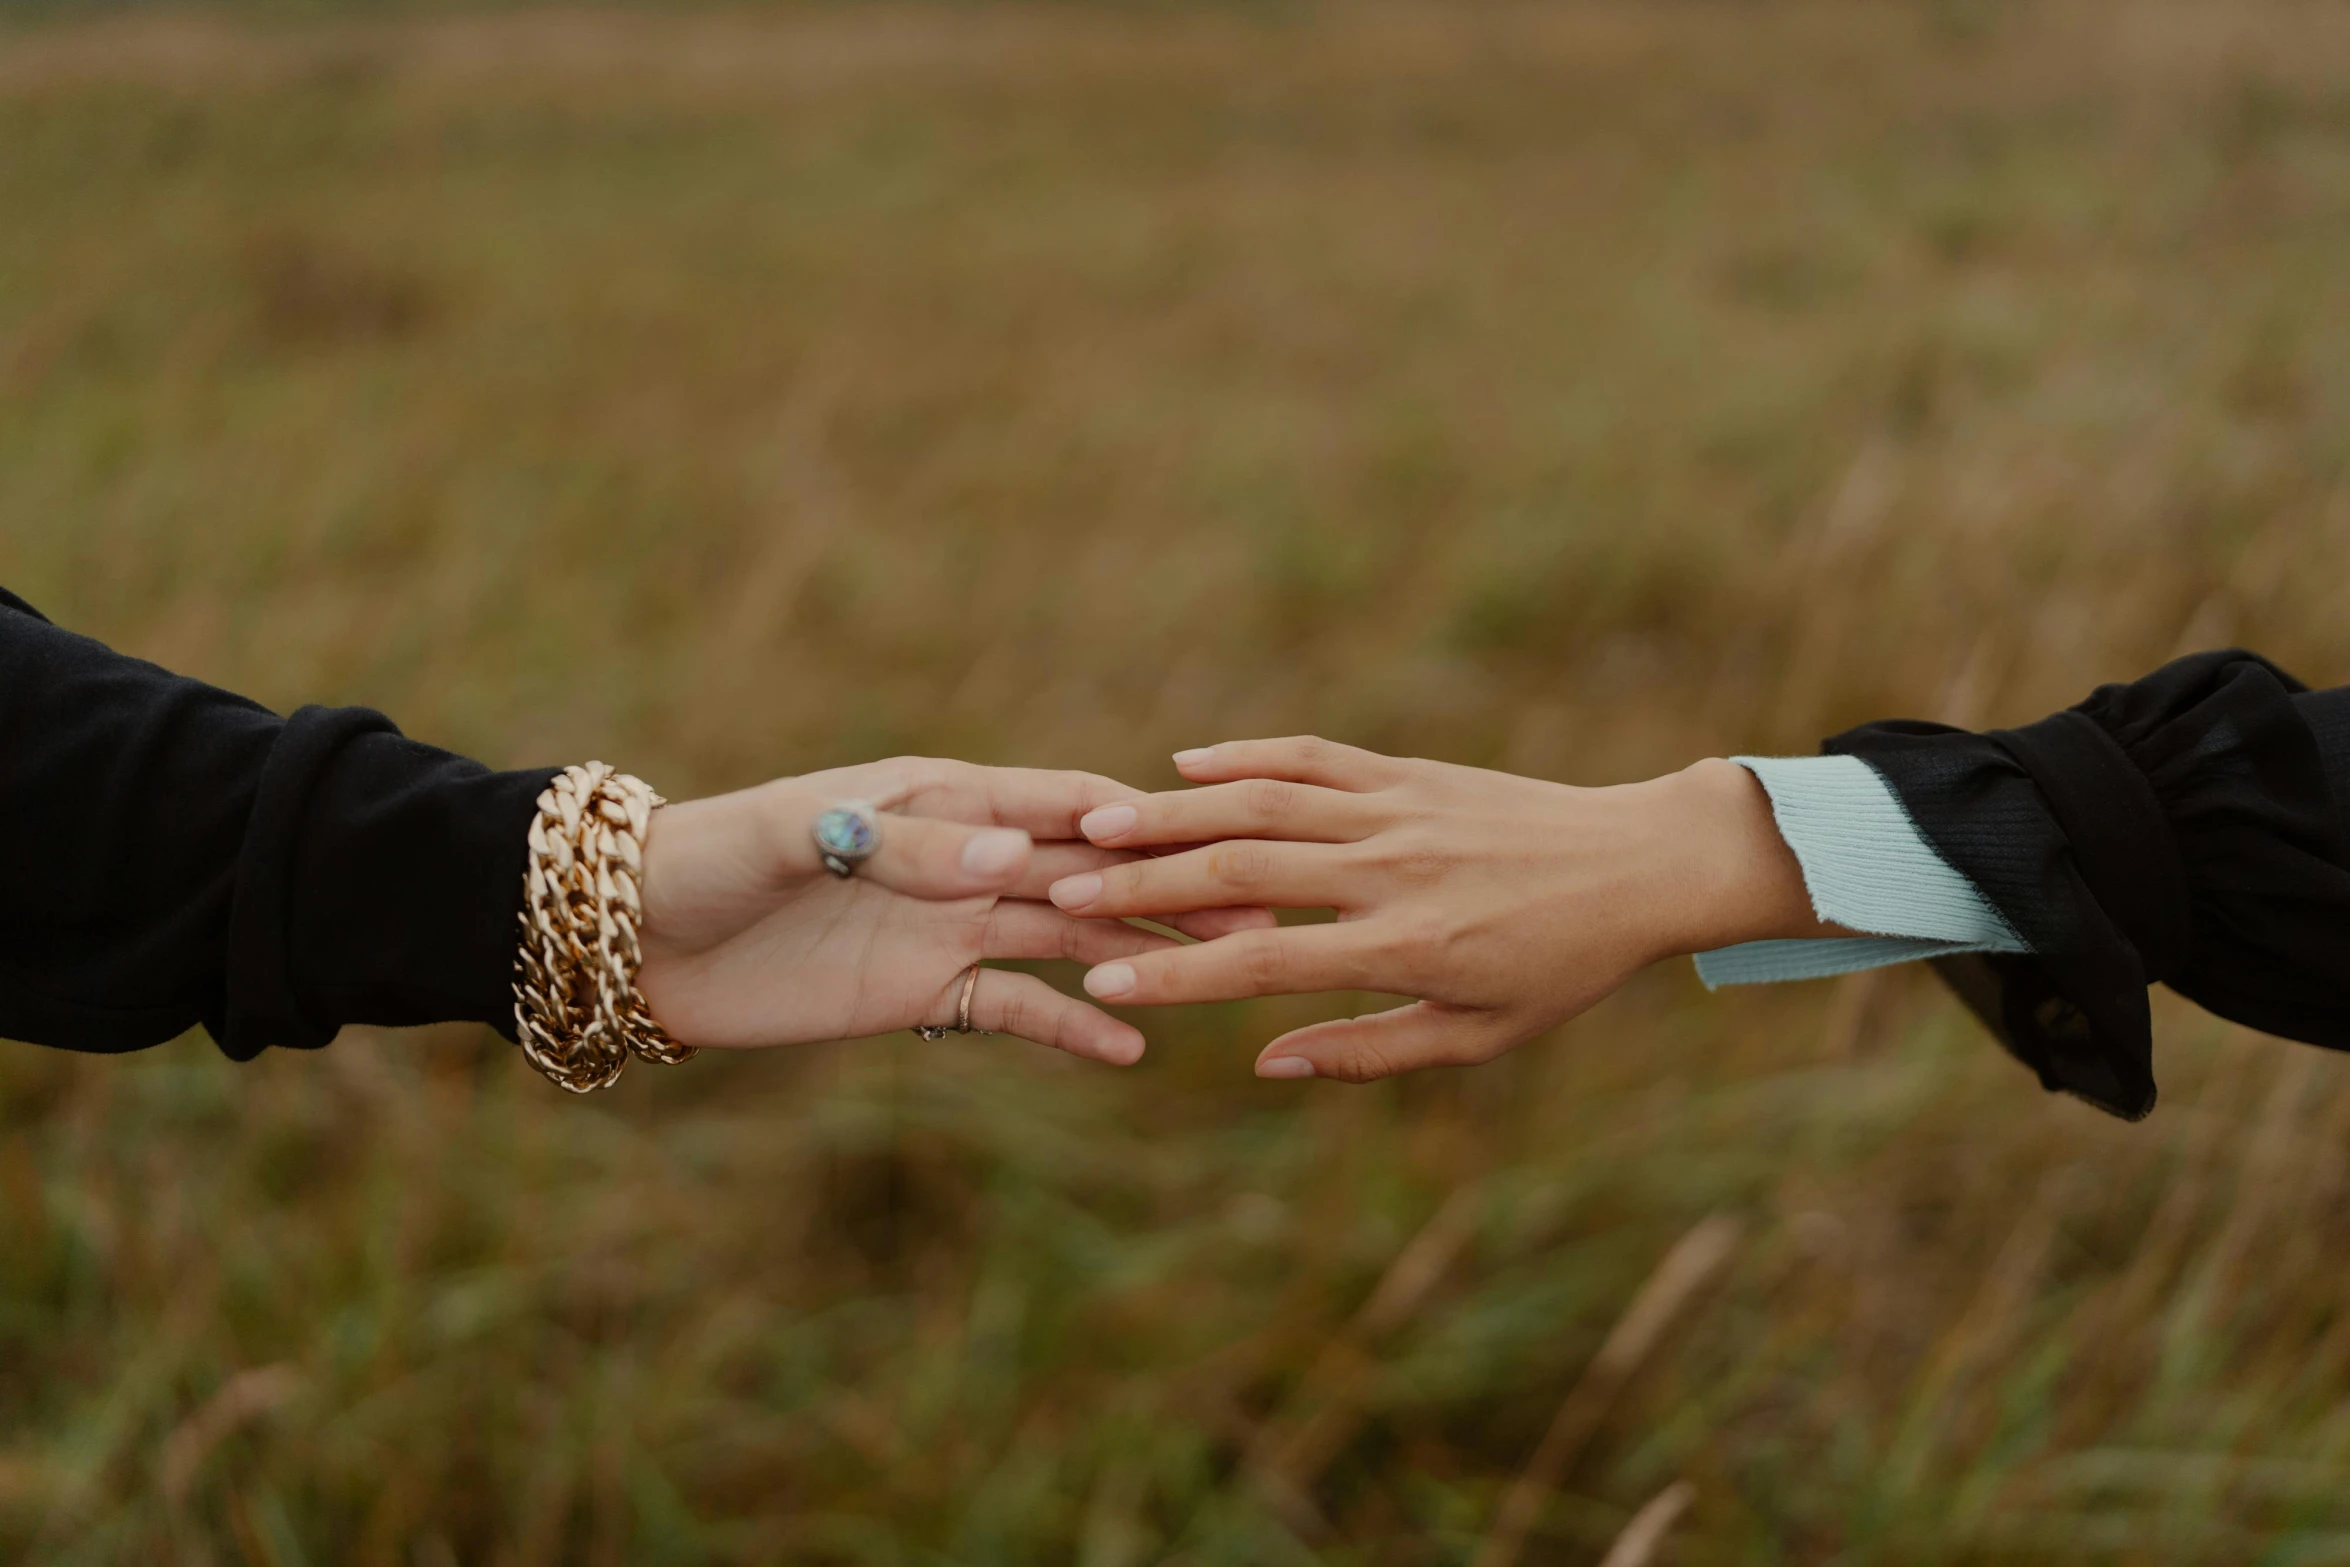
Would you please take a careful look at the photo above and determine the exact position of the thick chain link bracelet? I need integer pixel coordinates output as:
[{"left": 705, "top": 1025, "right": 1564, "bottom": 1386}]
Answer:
[{"left": 512, "top": 762, "right": 696, "bottom": 1093}]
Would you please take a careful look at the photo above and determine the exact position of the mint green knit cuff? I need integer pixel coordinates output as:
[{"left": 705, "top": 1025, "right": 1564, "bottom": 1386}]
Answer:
[{"left": 1694, "top": 754, "right": 2028, "bottom": 989}]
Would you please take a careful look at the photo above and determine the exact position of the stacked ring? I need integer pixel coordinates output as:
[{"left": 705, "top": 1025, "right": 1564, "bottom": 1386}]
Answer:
[{"left": 913, "top": 964, "right": 992, "bottom": 1041}]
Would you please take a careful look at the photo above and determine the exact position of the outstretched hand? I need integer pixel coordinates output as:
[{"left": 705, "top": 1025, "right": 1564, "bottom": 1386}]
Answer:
[
  {"left": 1048, "top": 739, "right": 1837, "bottom": 1082},
  {"left": 633, "top": 757, "right": 1271, "bottom": 1066}
]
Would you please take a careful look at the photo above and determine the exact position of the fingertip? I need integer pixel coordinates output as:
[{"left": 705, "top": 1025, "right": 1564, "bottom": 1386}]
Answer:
[
  {"left": 1078, "top": 803, "right": 1138, "bottom": 844},
  {"left": 960, "top": 827, "right": 1032, "bottom": 882},
  {"left": 1084, "top": 962, "right": 1137, "bottom": 1000},
  {"left": 1096, "top": 1025, "right": 1147, "bottom": 1067},
  {"left": 1172, "top": 746, "right": 1216, "bottom": 772},
  {"left": 1256, "top": 1055, "right": 1315, "bottom": 1080}
]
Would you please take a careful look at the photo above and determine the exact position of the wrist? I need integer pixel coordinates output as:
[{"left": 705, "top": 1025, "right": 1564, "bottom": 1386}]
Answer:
[{"left": 1643, "top": 757, "right": 1833, "bottom": 956}]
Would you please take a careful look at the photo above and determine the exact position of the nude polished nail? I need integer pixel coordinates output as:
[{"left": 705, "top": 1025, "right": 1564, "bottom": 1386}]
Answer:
[
  {"left": 1172, "top": 748, "right": 1215, "bottom": 767},
  {"left": 1049, "top": 873, "right": 1103, "bottom": 910},
  {"left": 1257, "top": 1057, "right": 1315, "bottom": 1079},
  {"left": 1079, "top": 805, "right": 1137, "bottom": 842},
  {"left": 961, "top": 829, "right": 1029, "bottom": 878},
  {"left": 1085, "top": 963, "right": 1136, "bottom": 999}
]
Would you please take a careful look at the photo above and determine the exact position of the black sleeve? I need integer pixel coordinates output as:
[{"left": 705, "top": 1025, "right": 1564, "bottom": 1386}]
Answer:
[
  {"left": 1824, "top": 651, "right": 2350, "bottom": 1120},
  {"left": 0, "top": 588, "right": 557, "bottom": 1059}
]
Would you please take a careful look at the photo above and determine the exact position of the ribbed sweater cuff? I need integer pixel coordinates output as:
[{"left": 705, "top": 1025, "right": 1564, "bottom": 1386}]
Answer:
[{"left": 1694, "top": 753, "right": 2028, "bottom": 989}]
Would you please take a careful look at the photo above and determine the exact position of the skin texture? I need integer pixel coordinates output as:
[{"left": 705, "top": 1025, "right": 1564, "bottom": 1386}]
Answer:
[
  {"left": 1047, "top": 738, "right": 1846, "bottom": 1082},
  {"left": 633, "top": 757, "right": 1274, "bottom": 1066}
]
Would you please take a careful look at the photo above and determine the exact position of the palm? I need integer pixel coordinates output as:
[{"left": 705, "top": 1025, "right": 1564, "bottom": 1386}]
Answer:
[
  {"left": 649, "top": 879, "right": 991, "bottom": 1047},
  {"left": 629, "top": 756, "right": 1236, "bottom": 1064}
]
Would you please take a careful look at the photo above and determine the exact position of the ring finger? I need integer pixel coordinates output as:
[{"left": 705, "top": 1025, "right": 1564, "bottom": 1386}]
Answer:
[
  {"left": 918, "top": 967, "right": 1149, "bottom": 1067},
  {"left": 1022, "top": 842, "right": 1280, "bottom": 940},
  {"left": 981, "top": 900, "right": 1181, "bottom": 965},
  {"left": 1048, "top": 839, "right": 1351, "bottom": 919}
]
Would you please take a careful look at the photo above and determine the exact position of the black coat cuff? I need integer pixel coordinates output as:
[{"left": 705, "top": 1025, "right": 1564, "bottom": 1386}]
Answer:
[{"left": 218, "top": 706, "right": 557, "bottom": 1058}]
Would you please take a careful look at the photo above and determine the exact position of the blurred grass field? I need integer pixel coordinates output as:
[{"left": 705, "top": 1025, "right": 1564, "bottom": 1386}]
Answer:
[{"left": 8, "top": 1, "right": 2350, "bottom": 1561}]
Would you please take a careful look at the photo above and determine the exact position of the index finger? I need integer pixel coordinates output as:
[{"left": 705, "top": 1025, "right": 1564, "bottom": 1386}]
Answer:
[
  {"left": 776, "top": 761, "right": 1285, "bottom": 931},
  {"left": 884, "top": 765, "right": 1286, "bottom": 933},
  {"left": 842, "top": 759, "right": 1150, "bottom": 838},
  {"left": 1077, "top": 778, "right": 1384, "bottom": 851},
  {"left": 972, "top": 765, "right": 1154, "bottom": 838},
  {"left": 1172, "top": 736, "right": 1409, "bottom": 792}
]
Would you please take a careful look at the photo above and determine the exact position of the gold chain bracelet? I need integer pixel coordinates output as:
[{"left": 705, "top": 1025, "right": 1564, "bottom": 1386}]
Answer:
[{"left": 512, "top": 762, "right": 696, "bottom": 1093}]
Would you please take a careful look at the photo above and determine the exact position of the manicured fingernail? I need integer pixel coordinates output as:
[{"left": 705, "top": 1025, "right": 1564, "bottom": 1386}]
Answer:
[
  {"left": 1172, "top": 747, "right": 1215, "bottom": 767},
  {"left": 1102, "top": 1032, "right": 1145, "bottom": 1066},
  {"left": 1079, "top": 804, "right": 1138, "bottom": 842},
  {"left": 1257, "top": 1056, "right": 1315, "bottom": 1079},
  {"left": 961, "top": 829, "right": 1029, "bottom": 878},
  {"left": 1085, "top": 963, "right": 1136, "bottom": 999},
  {"left": 1050, "top": 873, "right": 1103, "bottom": 911}
]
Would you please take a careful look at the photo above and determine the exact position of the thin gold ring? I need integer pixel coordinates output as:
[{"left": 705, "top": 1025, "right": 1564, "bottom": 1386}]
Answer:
[
  {"left": 910, "top": 964, "right": 992, "bottom": 1041},
  {"left": 955, "top": 962, "right": 991, "bottom": 1035}
]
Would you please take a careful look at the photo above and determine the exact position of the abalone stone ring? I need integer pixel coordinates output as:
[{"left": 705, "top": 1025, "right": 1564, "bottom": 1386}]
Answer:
[{"left": 813, "top": 800, "right": 881, "bottom": 877}]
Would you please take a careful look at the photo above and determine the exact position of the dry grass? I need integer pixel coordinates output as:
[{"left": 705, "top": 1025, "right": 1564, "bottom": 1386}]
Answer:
[{"left": 4, "top": 2, "right": 2350, "bottom": 1561}]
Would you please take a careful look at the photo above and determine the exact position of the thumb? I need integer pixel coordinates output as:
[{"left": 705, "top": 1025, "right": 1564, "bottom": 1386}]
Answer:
[{"left": 1254, "top": 1002, "right": 1513, "bottom": 1084}]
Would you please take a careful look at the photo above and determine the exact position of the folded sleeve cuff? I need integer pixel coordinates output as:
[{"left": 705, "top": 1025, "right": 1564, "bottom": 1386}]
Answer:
[{"left": 1694, "top": 753, "right": 2028, "bottom": 989}]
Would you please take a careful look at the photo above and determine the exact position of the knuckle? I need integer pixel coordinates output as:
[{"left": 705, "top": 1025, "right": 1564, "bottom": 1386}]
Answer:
[
  {"left": 884, "top": 755, "right": 949, "bottom": 792},
  {"left": 995, "top": 986, "right": 1036, "bottom": 1038},
  {"left": 1379, "top": 833, "right": 1455, "bottom": 887},
  {"left": 1390, "top": 848, "right": 1453, "bottom": 887},
  {"left": 1240, "top": 936, "right": 1290, "bottom": 992},
  {"left": 1206, "top": 842, "right": 1274, "bottom": 892},
  {"left": 1098, "top": 863, "right": 1147, "bottom": 907},
  {"left": 1241, "top": 778, "right": 1295, "bottom": 826}
]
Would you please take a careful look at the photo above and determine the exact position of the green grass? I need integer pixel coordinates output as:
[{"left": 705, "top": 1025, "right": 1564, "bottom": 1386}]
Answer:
[{"left": 6, "top": 2, "right": 2350, "bottom": 1560}]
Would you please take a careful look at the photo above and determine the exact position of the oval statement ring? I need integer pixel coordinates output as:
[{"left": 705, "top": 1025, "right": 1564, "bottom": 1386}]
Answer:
[{"left": 813, "top": 800, "right": 881, "bottom": 878}]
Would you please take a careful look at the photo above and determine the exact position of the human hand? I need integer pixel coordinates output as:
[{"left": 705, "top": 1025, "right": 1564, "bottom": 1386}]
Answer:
[
  {"left": 1045, "top": 739, "right": 1838, "bottom": 1081},
  {"left": 634, "top": 757, "right": 1270, "bottom": 1066}
]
